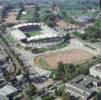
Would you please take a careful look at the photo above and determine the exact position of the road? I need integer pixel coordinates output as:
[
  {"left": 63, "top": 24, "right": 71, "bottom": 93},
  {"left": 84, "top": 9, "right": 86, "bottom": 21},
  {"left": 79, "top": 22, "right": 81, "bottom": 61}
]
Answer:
[{"left": 0, "top": 33, "right": 22, "bottom": 77}]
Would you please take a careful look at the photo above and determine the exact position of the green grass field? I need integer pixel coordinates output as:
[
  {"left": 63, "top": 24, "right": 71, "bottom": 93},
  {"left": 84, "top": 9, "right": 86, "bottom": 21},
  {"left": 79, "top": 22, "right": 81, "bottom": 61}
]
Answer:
[{"left": 26, "top": 31, "right": 41, "bottom": 37}]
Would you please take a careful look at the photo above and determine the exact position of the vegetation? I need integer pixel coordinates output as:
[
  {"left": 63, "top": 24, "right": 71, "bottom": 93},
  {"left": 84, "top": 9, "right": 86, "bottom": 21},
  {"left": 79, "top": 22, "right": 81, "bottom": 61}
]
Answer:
[
  {"left": 54, "top": 55, "right": 101, "bottom": 81},
  {"left": 58, "top": 0, "right": 99, "bottom": 17},
  {"left": 81, "top": 18, "right": 101, "bottom": 42},
  {"left": 41, "top": 4, "right": 60, "bottom": 27},
  {"left": 41, "top": 96, "right": 55, "bottom": 100},
  {"left": 32, "top": 42, "right": 68, "bottom": 54},
  {"left": 33, "top": 5, "right": 40, "bottom": 22},
  {"left": 32, "top": 48, "right": 46, "bottom": 54},
  {"left": 35, "top": 56, "right": 49, "bottom": 70},
  {"left": 26, "top": 31, "right": 41, "bottom": 37},
  {"left": 94, "top": 92, "right": 101, "bottom": 100},
  {"left": 55, "top": 86, "right": 74, "bottom": 100},
  {"left": 63, "top": 14, "right": 75, "bottom": 24},
  {"left": 72, "top": 32, "right": 81, "bottom": 37},
  {"left": 16, "top": 4, "right": 25, "bottom": 20}
]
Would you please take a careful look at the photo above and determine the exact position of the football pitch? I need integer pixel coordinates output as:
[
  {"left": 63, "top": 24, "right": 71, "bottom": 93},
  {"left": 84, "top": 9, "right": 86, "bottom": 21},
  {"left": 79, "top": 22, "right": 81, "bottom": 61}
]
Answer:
[{"left": 26, "top": 31, "right": 41, "bottom": 36}]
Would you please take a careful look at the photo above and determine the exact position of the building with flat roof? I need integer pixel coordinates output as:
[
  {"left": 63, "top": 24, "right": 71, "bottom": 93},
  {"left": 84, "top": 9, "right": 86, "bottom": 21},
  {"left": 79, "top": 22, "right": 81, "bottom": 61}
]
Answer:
[
  {"left": 90, "top": 64, "right": 101, "bottom": 79},
  {"left": 75, "top": 16, "right": 94, "bottom": 23},
  {"left": 0, "top": 95, "right": 9, "bottom": 100},
  {"left": 0, "top": 84, "right": 18, "bottom": 97},
  {"left": 65, "top": 75, "right": 101, "bottom": 100}
]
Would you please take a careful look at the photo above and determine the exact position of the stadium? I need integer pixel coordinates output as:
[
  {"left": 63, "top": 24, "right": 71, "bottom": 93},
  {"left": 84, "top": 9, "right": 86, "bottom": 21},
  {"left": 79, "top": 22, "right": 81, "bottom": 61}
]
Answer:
[{"left": 9, "top": 23, "right": 68, "bottom": 48}]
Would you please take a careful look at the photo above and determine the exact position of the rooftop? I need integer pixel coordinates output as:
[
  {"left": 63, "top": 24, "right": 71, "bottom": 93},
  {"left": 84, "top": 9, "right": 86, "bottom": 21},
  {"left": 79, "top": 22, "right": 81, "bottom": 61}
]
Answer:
[
  {"left": 66, "top": 75, "right": 101, "bottom": 98},
  {"left": 76, "top": 16, "right": 94, "bottom": 23},
  {"left": 0, "top": 95, "right": 9, "bottom": 100},
  {"left": 90, "top": 64, "right": 101, "bottom": 71},
  {"left": 0, "top": 84, "right": 18, "bottom": 96}
]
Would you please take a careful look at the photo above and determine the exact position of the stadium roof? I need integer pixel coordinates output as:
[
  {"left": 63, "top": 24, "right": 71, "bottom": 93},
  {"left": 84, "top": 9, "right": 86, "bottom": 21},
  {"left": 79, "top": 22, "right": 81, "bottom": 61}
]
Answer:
[
  {"left": 27, "top": 34, "right": 58, "bottom": 41},
  {"left": 11, "top": 29, "right": 27, "bottom": 40},
  {"left": 13, "top": 23, "right": 41, "bottom": 29},
  {"left": 11, "top": 23, "right": 65, "bottom": 41}
]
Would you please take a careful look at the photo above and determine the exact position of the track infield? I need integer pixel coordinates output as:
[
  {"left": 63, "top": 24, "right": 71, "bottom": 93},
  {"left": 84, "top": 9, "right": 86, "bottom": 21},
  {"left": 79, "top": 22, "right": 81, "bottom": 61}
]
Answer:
[{"left": 35, "top": 49, "right": 94, "bottom": 69}]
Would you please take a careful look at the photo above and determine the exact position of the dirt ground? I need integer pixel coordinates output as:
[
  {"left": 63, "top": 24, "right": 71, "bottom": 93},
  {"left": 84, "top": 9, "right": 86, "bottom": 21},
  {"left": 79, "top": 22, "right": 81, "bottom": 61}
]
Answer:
[
  {"left": 4, "top": 12, "right": 18, "bottom": 24},
  {"left": 35, "top": 49, "right": 94, "bottom": 69}
]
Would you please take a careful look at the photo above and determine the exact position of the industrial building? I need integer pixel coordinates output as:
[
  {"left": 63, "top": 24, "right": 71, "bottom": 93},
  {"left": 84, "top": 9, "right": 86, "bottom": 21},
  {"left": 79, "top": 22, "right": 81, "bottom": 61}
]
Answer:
[
  {"left": 65, "top": 75, "right": 101, "bottom": 100},
  {"left": 0, "top": 95, "right": 9, "bottom": 100},
  {"left": 0, "top": 84, "right": 18, "bottom": 99},
  {"left": 75, "top": 16, "right": 94, "bottom": 23},
  {"left": 90, "top": 64, "right": 101, "bottom": 79}
]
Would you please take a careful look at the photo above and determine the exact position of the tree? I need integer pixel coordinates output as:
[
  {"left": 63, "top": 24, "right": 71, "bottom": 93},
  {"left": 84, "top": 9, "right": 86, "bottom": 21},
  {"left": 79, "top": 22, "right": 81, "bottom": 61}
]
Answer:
[
  {"left": 94, "top": 92, "right": 101, "bottom": 100},
  {"left": 35, "top": 5, "right": 40, "bottom": 11},
  {"left": 16, "top": 3, "right": 25, "bottom": 20},
  {"left": 66, "top": 64, "right": 76, "bottom": 73},
  {"left": 61, "top": 11, "right": 67, "bottom": 18},
  {"left": 64, "top": 34, "right": 70, "bottom": 42},
  {"left": 58, "top": 62, "right": 65, "bottom": 72},
  {"left": 25, "top": 95, "right": 33, "bottom": 100},
  {"left": 42, "top": 96, "right": 54, "bottom": 100},
  {"left": 64, "top": 16, "right": 75, "bottom": 24},
  {"left": 81, "top": 18, "right": 101, "bottom": 42},
  {"left": 55, "top": 62, "right": 65, "bottom": 80},
  {"left": 33, "top": 5, "right": 40, "bottom": 22},
  {"left": 55, "top": 88, "right": 63, "bottom": 96},
  {"left": 28, "top": 83, "right": 37, "bottom": 94},
  {"left": 45, "top": 14, "right": 56, "bottom": 27},
  {"left": 55, "top": 87, "right": 70, "bottom": 100},
  {"left": 1, "top": 24, "right": 6, "bottom": 33},
  {"left": 62, "top": 92, "right": 70, "bottom": 100}
]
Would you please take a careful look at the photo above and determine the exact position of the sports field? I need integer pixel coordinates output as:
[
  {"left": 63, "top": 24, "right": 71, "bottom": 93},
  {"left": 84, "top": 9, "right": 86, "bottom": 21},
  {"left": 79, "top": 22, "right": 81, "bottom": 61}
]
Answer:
[
  {"left": 35, "top": 49, "right": 94, "bottom": 69},
  {"left": 26, "top": 31, "right": 41, "bottom": 36}
]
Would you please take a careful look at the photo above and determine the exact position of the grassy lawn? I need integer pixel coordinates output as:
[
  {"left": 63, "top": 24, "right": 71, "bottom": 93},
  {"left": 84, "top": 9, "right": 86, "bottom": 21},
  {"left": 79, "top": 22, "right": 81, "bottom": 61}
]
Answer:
[
  {"left": 21, "top": 8, "right": 34, "bottom": 22},
  {"left": 26, "top": 31, "right": 41, "bottom": 37},
  {"left": 32, "top": 43, "right": 68, "bottom": 53},
  {"left": 21, "top": 14, "right": 33, "bottom": 22},
  {"left": 72, "top": 32, "right": 81, "bottom": 37},
  {"left": 34, "top": 56, "right": 51, "bottom": 70},
  {"left": 34, "top": 43, "right": 68, "bottom": 70}
]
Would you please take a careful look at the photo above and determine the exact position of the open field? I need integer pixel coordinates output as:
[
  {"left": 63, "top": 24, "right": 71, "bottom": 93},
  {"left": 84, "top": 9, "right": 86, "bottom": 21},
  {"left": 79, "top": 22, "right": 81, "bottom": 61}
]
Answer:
[
  {"left": 35, "top": 49, "right": 94, "bottom": 69},
  {"left": 26, "top": 31, "right": 41, "bottom": 37},
  {"left": 4, "top": 12, "right": 19, "bottom": 24}
]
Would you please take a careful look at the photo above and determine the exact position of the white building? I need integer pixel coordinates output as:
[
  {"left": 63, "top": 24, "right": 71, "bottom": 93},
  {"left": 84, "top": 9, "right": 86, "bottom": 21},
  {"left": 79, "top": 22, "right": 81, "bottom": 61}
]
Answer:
[
  {"left": 0, "top": 84, "right": 18, "bottom": 97},
  {"left": 75, "top": 16, "right": 94, "bottom": 23},
  {"left": 65, "top": 75, "right": 101, "bottom": 100},
  {"left": 90, "top": 64, "right": 101, "bottom": 79},
  {"left": 0, "top": 95, "right": 9, "bottom": 100}
]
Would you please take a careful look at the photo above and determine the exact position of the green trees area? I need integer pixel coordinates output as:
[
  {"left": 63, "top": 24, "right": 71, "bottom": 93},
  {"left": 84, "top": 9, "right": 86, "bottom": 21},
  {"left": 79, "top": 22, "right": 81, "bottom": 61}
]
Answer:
[
  {"left": 54, "top": 55, "right": 101, "bottom": 82},
  {"left": 16, "top": 4, "right": 25, "bottom": 20},
  {"left": 41, "top": 87, "right": 71, "bottom": 100},
  {"left": 42, "top": 96, "right": 55, "bottom": 100},
  {"left": 81, "top": 18, "right": 101, "bottom": 42},
  {"left": 55, "top": 87, "right": 71, "bottom": 100},
  {"left": 33, "top": 5, "right": 40, "bottom": 22},
  {"left": 94, "top": 92, "right": 101, "bottom": 100}
]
